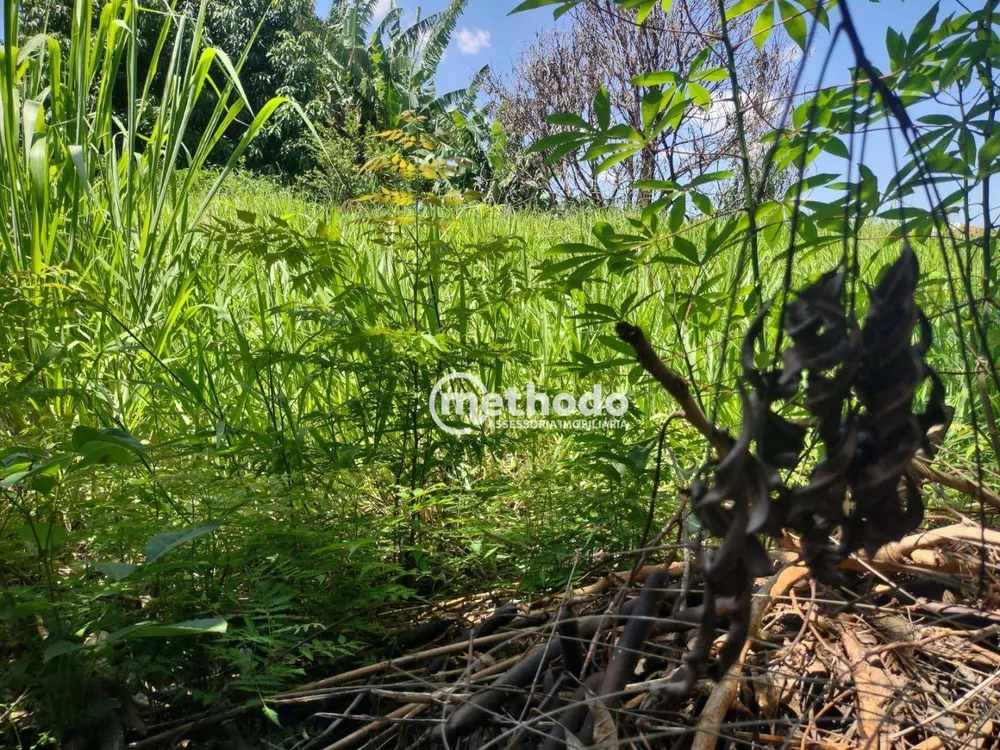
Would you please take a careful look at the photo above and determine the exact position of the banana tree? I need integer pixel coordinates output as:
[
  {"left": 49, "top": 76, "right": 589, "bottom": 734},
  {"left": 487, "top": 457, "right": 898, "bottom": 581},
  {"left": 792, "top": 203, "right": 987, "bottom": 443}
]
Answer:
[{"left": 324, "top": 0, "right": 479, "bottom": 131}]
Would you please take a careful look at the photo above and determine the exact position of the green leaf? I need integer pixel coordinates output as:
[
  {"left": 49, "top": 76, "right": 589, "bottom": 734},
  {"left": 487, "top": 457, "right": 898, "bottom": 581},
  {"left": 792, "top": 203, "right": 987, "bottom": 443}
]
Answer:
[
  {"left": 598, "top": 335, "right": 642, "bottom": 357},
  {"left": 604, "top": 124, "right": 644, "bottom": 141},
  {"left": 44, "top": 641, "right": 84, "bottom": 662},
  {"left": 553, "top": 1, "right": 582, "bottom": 18},
  {"left": 641, "top": 90, "right": 666, "bottom": 131},
  {"left": 549, "top": 242, "right": 606, "bottom": 255},
  {"left": 510, "top": 0, "right": 566, "bottom": 13},
  {"left": 540, "top": 255, "right": 603, "bottom": 279},
  {"left": 690, "top": 170, "right": 734, "bottom": 187},
  {"left": 778, "top": 0, "right": 807, "bottom": 49},
  {"left": 690, "top": 191, "right": 714, "bottom": 215},
  {"left": 213, "top": 49, "right": 254, "bottom": 116},
  {"left": 595, "top": 147, "right": 637, "bottom": 174},
  {"left": 635, "top": 0, "right": 657, "bottom": 23},
  {"left": 68, "top": 145, "right": 91, "bottom": 201},
  {"left": 584, "top": 142, "right": 634, "bottom": 161},
  {"left": 633, "top": 179, "right": 680, "bottom": 191},
  {"left": 1, "top": 455, "right": 69, "bottom": 493},
  {"left": 918, "top": 114, "right": 958, "bottom": 126},
  {"left": 263, "top": 704, "right": 282, "bottom": 728},
  {"left": 593, "top": 86, "right": 611, "bottom": 130},
  {"left": 785, "top": 173, "right": 838, "bottom": 197},
  {"left": 17, "top": 523, "right": 68, "bottom": 553},
  {"left": 145, "top": 523, "right": 222, "bottom": 564},
  {"left": 886, "top": 27, "right": 905, "bottom": 69},
  {"left": 762, "top": 203, "right": 786, "bottom": 244},
  {"left": 688, "top": 82, "right": 711, "bottom": 108},
  {"left": 545, "top": 112, "right": 590, "bottom": 129},
  {"left": 527, "top": 131, "right": 584, "bottom": 154},
  {"left": 752, "top": 1, "right": 776, "bottom": 48},
  {"left": 979, "top": 133, "right": 1000, "bottom": 171},
  {"left": 14, "top": 343, "right": 63, "bottom": 388},
  {"left": 126, "top": 618, "right": 228, "bottom": 639},
  {"left": 908, "top": 2, "right": 938, "bottom": 54},
  {"left": 642, "top": 195, "right": 673, "bottom": 222},
  {"left": 692, "top": 66, "right": 729, "bottom": 82},
  {"left": 822, "top": 137, "right": 849, "bottom": 159},
  {"left": 94, "top": 562, "right": 138, "bottom": 582},
  {"left": 726, "top": 0, "right": 770, "bottom": 20},
  {"left": 632, "top": 71, "right": 679, "bottom": 87},
  {"left": 71, "top": 427, "right": 147, "bottom": 468},
  {"left": 668, "top": 195, "right": 687, "bottom": 232},
  {"left": 673, "top": 236, "right": 700, "bottom": 265}
]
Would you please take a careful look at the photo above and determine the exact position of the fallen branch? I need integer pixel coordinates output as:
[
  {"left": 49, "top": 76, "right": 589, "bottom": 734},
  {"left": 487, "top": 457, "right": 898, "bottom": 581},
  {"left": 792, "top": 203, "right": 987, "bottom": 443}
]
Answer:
[
  {"left": 323, "top": 703, "right": 425, "bottom": 750},
  {"left": 618, "top": 323, "right": 1000, "bottom": 515},
  {"left": 533, "top": 561, "right": 686, "bottom": 607},
  {"left": 908, "top": 599, "right": 1000, "bottom": 626},
  {"left": 837, "top": 616, "right": 893, "bottom": 749},
  {"left": 876, "top": 523, "right": 1000, "bottom": 563},
  {"left": 126, "top": 627, "right": 542, "bottom": 749},
  {"left": 733, "top": 733, "right": 850, "bottom": 750},
  {"left": 692, "top": 564, "right": 810, "bottom": 750},
  {"left": 909, "top": 461, "right": 1000, "bottom": 513}
]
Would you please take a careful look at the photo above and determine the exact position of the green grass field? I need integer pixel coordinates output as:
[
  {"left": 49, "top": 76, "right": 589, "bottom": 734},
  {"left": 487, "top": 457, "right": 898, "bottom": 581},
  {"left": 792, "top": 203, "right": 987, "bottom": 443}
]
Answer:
[
  {"left": 2, "top": 0, "right": 997, "bottom": 743},
  {"left": 3, "top": 164, "right": 991, "bottom": 743}
]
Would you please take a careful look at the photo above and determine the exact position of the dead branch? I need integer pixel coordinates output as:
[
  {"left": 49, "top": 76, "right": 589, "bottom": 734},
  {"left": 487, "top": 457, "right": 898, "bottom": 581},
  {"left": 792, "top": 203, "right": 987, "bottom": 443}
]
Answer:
[
  {"left": 876, "top": 523, "right": 1000, "bottom": 563},
  {"left": 837, "top": 616, "right": 893, "bottom": 749},
  {"left": 616, "top": 322, "right": 733, "bottom": 456},
  {"left": 909, "top": 461, "right": 1000, "bottom": 513},
  {"left": 692, "top": 564, "right": 810, "bottom": 750}
]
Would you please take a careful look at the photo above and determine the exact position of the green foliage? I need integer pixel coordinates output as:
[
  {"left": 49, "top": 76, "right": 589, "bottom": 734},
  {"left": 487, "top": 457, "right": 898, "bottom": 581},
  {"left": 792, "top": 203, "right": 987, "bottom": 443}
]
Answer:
[
  {"left": 1, "top": 0, "right": 999, "bottom": 745},
  {"left": 16, "top": 0, "right": 498, "bottom": 183}
]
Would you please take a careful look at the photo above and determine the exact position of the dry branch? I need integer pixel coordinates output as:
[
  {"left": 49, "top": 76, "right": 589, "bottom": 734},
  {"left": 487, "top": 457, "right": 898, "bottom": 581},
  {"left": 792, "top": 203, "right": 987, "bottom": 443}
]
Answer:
[
  {"left": 909, "top": 461, "right": 1000, "bottom": 513},
  {"left": 876, "top": 523, "right": 1000, "bottom": 562},
  {"left": 692, "top": 565, "right": 810, "bottom": 750},
  {"left": 618, "top": 322, "right": 1000, "bottom": 519},
  {"left": 837, "top": 617, "right": 893, "bottom": 750},
  {"left": 616, "top": 322, "right": 732, "bottom": 456}
]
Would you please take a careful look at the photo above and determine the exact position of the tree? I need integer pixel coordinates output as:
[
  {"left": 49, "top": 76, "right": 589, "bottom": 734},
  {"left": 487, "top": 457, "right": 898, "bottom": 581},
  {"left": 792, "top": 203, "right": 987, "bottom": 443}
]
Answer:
[
  {"left": 295, "top": 0, "right": 497, "bottom": 195},
  {"left": 489, "top": 0, "right": 795, "bottom": 205}
]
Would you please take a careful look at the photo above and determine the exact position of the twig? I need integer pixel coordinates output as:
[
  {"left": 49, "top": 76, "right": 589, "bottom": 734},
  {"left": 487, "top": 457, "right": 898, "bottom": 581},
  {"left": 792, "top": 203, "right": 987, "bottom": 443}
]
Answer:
[
  {"left": 321, "top": 703, "right": 425, "bottom": 750},
  {"left": 887, "top": 672, "right": 1000, "bottom": 741},
  {"left": 616, "top": 322, "right": 732, "bottom": 456},
  {"left": 875, "top": 523, "right": 1000, "bottom": 563},
  {"left": 908, "top": 599, "right": 1000, "bottom": 626},
  {"left": 125, "top": 627, "right": 541, "bottom": 749},
  {"left": 691, "top": 564, "right": 810, "bottom": 750},
  {"left": 837, "top": 617, "right": 893, "bottom": 749},
  {"left": 908, "top": 461, "right": 1000, "bottom": 513},
  {"left": 296, "top": 692, "right": 366, "bottom": 750}
]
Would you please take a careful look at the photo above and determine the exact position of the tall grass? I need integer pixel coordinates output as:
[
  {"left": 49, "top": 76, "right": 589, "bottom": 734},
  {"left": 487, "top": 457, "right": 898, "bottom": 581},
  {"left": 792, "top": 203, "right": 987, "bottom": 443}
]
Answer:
[
  {"left": 0, "top": 0, "right": 288, "bottom": 426},
  {"left": 0, "top": 1, "right": 993, "bottom": 743}
]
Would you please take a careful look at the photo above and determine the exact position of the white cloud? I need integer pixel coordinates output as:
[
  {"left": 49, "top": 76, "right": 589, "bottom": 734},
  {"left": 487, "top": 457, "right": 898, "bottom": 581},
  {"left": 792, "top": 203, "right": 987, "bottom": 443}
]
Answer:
[
  {"left": 455, "top": 27, "right": 491, "bottom": 55},
  {"left": 373, "top": 0, "right": 392, "bottom": 22}
]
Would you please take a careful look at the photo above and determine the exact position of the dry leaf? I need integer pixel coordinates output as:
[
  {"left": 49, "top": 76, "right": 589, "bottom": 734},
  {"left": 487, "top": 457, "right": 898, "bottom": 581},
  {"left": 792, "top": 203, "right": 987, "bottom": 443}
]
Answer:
[{"left": 592, "top": 699, "right": 619, "bottom": 750}]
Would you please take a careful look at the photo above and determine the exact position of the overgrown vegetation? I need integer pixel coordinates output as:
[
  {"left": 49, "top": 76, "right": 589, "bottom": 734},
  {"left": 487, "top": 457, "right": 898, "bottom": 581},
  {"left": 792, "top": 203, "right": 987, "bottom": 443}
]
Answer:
[{"left": 1, "top": 0, "right": 998, "bottom": 746}]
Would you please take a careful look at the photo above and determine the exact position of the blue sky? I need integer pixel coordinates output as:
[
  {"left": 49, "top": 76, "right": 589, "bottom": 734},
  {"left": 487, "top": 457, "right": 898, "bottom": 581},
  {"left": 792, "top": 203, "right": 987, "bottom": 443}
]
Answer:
[
  {"left": 3, "top": 0, "right": 955, "bottom": 113},
  {"left": 0, "top": 0, "right": 962, "bottom": 96}
]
